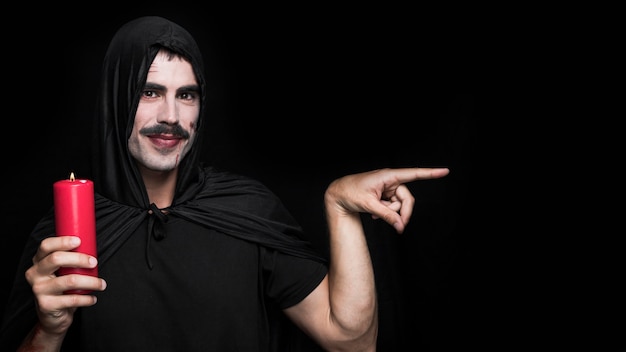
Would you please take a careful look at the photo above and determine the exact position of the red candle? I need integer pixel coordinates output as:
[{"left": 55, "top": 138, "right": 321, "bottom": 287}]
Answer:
[{"left": 54, "top": 172, "right": 98, "bottom": 294}]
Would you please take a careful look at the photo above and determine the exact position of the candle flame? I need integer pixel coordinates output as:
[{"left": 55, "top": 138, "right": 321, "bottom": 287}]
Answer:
[{"left": 70, "top": 172, "right": 75, "bottom": 182}]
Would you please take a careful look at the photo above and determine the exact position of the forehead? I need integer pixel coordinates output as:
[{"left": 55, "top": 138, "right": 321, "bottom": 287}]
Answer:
[{"left": 147, "top": 51, "right": 197, "bottom": 84}]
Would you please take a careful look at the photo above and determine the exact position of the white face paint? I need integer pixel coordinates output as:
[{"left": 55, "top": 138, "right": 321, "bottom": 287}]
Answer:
[{"left": 128, "top": 50, "right": 200, "bottom": 172}]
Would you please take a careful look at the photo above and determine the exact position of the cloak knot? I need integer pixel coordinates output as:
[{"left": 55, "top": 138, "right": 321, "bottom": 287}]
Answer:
[{"left": 145, "top": 203, "right": 169, "bottom": 269}]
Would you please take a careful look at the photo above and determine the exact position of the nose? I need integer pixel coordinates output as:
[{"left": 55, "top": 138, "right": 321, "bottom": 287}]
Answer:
[{"left": 156, "top": 96, "right": 179, "bottom": 125}]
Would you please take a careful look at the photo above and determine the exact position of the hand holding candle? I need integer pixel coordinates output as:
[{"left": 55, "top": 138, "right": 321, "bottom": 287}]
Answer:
[{"left": 54, "top": 172, "right": 98, "bottom": 294}]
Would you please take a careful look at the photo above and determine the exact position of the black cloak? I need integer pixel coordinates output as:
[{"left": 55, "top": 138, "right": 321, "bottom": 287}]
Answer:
[{"left": 0, "top": 16, "right": 326, "bottom": 350}]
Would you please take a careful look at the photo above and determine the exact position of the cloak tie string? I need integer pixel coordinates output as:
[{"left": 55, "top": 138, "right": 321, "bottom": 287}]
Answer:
[{"left": 146, "top": 203, "right": 168, "bottom": 269}]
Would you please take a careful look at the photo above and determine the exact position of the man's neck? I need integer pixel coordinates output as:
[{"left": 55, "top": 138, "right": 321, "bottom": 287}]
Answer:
[{"left": 139, "top": 166, "right": 178, "bottom": 209}]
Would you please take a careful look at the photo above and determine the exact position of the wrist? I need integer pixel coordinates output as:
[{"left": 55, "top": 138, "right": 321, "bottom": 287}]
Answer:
[{"left": 19, "top": 322, "right": 66, "bottom": 352}]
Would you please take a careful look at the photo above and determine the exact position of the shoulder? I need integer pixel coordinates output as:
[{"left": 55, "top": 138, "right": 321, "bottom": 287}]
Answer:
[{"left": 200, "top": 166, "right": 273, "bottom": 194}]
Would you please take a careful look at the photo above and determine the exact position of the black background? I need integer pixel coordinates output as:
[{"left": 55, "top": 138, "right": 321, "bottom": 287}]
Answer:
[{"left": 1, "top": 6, "right": 486, "bottom": 351}]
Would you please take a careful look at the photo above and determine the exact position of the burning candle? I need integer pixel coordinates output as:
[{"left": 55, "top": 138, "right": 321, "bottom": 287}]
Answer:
[{"left": 54, "top": 172, "right": 98, "bottom": 294}]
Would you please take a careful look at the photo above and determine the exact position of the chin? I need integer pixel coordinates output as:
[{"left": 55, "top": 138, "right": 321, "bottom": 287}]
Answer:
[{"left": 143, "top": 161, "right": 179, "bottom": 173}]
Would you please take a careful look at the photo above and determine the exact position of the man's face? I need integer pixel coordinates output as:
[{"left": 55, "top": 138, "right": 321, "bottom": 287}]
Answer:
[{"left": 128, "top": 50, "right": 200, "bottom": 173}]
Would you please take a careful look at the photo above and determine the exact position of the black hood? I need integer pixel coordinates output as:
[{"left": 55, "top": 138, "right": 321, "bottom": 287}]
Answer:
[{"left": 93, "top": 16, "right": 207, "bottom": 208}]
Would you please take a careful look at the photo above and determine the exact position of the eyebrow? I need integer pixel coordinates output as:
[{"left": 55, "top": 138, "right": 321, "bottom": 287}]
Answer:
[
  {"left": 144, "top": 82, "right": 200, "bottom": 94},
  {"left": 144, "top": 82, "right": 166, "bottom": 91},
  {"left": 177, "top": 85, "right": 201, "bottom": 95}
]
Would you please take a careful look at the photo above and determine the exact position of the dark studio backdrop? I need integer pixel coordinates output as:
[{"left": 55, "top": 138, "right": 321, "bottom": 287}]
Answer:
[{"left": 2, "top": 6, "right": 479, "bottom": 351}]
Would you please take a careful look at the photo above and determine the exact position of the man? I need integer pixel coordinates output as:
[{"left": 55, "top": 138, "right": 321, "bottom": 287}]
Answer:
[{"left": 0, "top": 16, "right": 449, "bottom": 351}]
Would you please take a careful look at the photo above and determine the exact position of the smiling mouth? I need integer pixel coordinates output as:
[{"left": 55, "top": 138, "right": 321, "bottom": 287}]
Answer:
[{"left": 147, "top": 134, "right": 184, "bottom": 148}]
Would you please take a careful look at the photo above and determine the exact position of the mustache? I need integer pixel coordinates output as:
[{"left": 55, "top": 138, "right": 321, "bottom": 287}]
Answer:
[{"left": 139, "top": 124, "right": 190, "bottom": 139}]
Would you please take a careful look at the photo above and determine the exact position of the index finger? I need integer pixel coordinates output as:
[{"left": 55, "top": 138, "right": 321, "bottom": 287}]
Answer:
[
  {"left": 391, "top": 167, "right": 450, "bottom": 183},
  {"left": 35, "top": 236, "right": 81, "bottom": 263}
]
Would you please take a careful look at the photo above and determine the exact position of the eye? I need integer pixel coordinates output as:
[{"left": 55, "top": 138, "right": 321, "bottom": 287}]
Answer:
[
  {"left": 142, "top": 90, "right": 159, "bottom": 98},
  {"left": 179, "top": 92, "right": 197, "bottom": 101}
]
